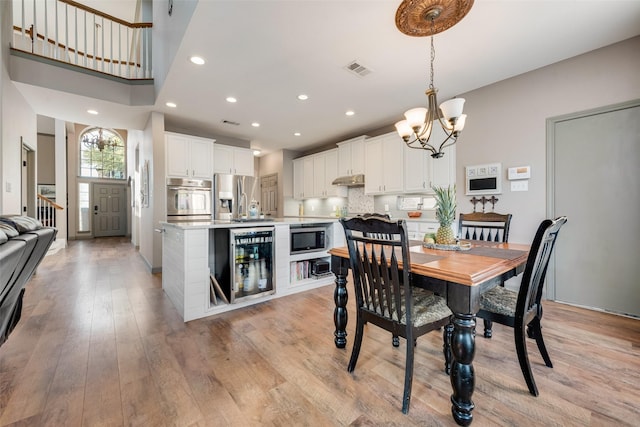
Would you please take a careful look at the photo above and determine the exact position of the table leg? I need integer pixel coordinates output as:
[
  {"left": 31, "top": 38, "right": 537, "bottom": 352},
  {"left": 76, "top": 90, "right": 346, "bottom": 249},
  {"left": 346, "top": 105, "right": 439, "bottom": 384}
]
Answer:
[
  {"left": 333, "top": 268, "right": 348, "bottom": 349},
  {"left": 450, "top": 313, "right": 476, "bottom": 426}
]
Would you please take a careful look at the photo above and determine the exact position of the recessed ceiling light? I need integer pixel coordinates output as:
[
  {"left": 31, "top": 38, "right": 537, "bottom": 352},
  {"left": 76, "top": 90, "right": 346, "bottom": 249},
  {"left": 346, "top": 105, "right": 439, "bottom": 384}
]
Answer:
[
  {"left": 226, "top": 97, "right": 237, "bottom": 103},
  {"left": 253, "top": 149, "right": 261, "bottom": 156},
  {"left": 87, "top": 109, "right": 98, "bottom": 115},
  {"left": 190, "top": 56, "right": 205, "bottom": 65},
  {"left": 251, "top": 122, "right": 260, "bottom": 127},
  {"left": 345, "top": 110, "right": 355, "bottom": 116},
  {"left": 166, "top": 102, "right": 177, "bottom": 108},
  {"left": 294, "top": 132, "right": 301, "bottom": 136},
  {"left": 297, "top": 94, "right": 308, "bottom": 101}
]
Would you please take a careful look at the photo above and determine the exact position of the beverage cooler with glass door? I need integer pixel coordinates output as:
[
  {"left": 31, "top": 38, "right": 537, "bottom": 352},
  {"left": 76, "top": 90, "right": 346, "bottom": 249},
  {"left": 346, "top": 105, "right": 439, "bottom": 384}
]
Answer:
[{"left": 213, "top": 227, "right": 275, "bottom": 303}]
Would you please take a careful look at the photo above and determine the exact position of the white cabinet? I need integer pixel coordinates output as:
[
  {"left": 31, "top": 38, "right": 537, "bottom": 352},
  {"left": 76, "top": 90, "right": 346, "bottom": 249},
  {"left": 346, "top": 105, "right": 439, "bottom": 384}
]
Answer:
[
  {"left": 403, "top": 143, "right": 430, "bottom": 193},
  {"left": 323, "top": 149, "right": 339, "bottom": 197},
  {"left": 364, "top": 132, "right": 404, "bottom": 195},
  {"left": 165, "top": 133, "right": 214, "bottom": 179},
  {"left": 430, "top": 144, "right": 456, "bottom": 189},
  {"left": 213, "top": 145, "right": 254, "bottom": 176},
  {"left": 403, "top": 123, "right": 456, "bottom": 193},
  {"left": 293, "top": 158, "right": 305, "bottom": 200},
  {"left": 303, "top": 156, "right": 315, "bottom": 198},
  {"left": 313, "top": 149, "right": 339, "bottom": 197},
  {"left": 293, "top": 149, "right": 340, "bottom": 199},
  {"left": 337, "top": 136, "right": 367, "bottom": 176}
]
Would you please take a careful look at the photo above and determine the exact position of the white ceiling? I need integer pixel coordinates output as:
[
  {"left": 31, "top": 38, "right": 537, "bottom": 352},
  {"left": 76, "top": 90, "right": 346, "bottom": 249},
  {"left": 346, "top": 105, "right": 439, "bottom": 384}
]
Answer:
[{"left": 25, "top": 1, "right": 640, "bottom": 155}]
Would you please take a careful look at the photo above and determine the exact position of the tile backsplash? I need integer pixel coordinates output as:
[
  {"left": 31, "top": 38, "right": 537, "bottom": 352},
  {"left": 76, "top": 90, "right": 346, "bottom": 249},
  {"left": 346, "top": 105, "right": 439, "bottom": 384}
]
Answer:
[
  {"left": 346, "top": 187, "right": 374, "bottom": 214},
  {"left": 285, "top": 188, "right": 437, "bottom": 219}
]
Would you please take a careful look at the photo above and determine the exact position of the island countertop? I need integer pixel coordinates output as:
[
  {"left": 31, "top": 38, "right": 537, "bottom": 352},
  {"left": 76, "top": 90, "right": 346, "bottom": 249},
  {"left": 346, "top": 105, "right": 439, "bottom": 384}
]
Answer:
[{"left": 161, "top": 217, "right": 338, "bottom": 229}]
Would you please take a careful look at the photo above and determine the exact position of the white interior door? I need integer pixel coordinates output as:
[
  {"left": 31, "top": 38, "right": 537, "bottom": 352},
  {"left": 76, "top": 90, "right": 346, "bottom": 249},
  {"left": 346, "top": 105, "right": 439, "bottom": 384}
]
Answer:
[{"left": 549, "top": 101, "right": 640, "bottom": 317}]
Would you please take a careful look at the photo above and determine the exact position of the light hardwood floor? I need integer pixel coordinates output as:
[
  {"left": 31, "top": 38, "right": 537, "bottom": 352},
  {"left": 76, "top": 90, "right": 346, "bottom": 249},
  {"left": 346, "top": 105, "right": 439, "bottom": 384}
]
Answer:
[{"left": 0, "top": 237, "right": 638, "bottom": 426}]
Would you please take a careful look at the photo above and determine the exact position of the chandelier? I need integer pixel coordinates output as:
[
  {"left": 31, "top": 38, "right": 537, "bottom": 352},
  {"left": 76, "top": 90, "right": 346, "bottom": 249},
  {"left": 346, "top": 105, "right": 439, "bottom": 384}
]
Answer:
[
  {"left": 82, "top": 128, "right": 117, "bottom": 151},
  {"left": 394, "top": 0, "right": 473, "bottom": 159}
]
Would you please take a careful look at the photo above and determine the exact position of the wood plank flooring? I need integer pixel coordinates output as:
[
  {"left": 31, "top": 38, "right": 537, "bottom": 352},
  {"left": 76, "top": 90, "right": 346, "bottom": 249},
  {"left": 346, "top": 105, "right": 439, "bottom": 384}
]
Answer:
[{"left": 0, "top": 237, "right": 638, "bottom": 426}]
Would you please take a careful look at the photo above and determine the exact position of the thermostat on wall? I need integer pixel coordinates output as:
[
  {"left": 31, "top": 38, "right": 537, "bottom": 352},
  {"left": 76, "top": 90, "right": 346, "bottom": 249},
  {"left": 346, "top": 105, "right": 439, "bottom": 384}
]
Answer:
[{"left": 508, "top": 166, "right": 531, "bottom": 180}]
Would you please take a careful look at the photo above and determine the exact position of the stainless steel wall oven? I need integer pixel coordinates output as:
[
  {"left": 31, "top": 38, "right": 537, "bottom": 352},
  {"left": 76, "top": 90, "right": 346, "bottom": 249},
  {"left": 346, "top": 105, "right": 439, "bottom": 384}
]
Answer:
[{"left": 166, "top": 178, "right": 212, "bottom": 221}]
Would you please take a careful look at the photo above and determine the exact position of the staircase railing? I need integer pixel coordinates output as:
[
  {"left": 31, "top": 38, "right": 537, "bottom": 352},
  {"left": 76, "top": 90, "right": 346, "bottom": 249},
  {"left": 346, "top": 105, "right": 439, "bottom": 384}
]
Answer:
[
  {"left": 11, "top": 0, "right": 152, "bottom": 79},
  {"left": 37, "top": 194, "right": 63, "bottom": 228}
]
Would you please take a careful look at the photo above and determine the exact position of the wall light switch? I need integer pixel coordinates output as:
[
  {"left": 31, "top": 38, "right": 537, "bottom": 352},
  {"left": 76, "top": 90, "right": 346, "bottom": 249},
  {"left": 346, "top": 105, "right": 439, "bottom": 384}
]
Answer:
[{"left": 511, "top": 181, "right": 528, "bottom": 192}]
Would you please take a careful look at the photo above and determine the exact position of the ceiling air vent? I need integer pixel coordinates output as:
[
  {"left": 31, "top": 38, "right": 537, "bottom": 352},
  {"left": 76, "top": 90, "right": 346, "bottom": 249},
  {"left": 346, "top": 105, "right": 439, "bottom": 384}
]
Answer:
[
  {"left": 222, "top": 120, "right": 240, "bottom": 126},
  {"left": 344, "top": 60, "right": 372, "bottom": 77}
]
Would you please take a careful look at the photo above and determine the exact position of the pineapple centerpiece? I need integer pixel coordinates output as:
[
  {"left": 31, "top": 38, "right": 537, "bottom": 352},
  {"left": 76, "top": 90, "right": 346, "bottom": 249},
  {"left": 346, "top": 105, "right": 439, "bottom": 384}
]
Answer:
[{"left": 432, "top": 185, "right": 457, "bottom": 245}]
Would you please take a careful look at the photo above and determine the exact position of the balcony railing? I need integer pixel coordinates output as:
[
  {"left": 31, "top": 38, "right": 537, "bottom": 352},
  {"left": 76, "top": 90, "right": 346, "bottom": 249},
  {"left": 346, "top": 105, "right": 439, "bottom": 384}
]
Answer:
[{"left": 11, "top": 0, "right": 152, "bottom": 79}]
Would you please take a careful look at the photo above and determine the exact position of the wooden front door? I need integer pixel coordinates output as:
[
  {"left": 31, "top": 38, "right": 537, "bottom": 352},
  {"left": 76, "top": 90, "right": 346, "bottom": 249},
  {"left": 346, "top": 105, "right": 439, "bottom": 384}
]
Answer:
[{"left": 92, "top": 183, "right": 127, "bottom": 237}]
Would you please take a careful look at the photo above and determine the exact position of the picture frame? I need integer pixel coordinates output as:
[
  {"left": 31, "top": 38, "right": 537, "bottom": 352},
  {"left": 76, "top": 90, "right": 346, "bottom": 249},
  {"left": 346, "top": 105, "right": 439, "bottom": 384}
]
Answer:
[{"left": 37, "top": 184, "right": 56, "bottom": 200}]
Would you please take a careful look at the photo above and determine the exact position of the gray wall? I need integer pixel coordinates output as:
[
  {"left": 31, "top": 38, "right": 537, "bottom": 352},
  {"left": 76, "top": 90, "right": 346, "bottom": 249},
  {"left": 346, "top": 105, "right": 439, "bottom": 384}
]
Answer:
[
  {"left": 37, "top": 133, "right": 55, "bottom": 184},
  {"left": 456, "top": 36, "right": 640, "bottom": 243}
]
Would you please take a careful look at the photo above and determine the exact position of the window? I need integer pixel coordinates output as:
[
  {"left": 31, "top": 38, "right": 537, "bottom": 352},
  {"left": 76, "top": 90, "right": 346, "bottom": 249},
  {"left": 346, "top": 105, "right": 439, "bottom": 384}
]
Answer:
[
  {"left": 78, "top": 182, "right": 90, "bottom": 232},
  {"left": 79, "top": 128, "right": 125, "bottom": 179}
]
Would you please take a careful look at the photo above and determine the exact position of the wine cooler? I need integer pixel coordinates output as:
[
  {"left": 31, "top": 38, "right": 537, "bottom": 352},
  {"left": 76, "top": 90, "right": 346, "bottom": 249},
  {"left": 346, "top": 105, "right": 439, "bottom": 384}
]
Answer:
[{"left": 213, "top": 227, "right": 275, "bottom": 303}]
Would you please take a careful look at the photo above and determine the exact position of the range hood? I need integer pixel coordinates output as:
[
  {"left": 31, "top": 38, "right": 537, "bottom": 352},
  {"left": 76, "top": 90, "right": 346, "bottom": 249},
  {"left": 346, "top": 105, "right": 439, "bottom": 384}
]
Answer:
[{"left": 332, "top": 174, "right": 365, "bottom": 187}]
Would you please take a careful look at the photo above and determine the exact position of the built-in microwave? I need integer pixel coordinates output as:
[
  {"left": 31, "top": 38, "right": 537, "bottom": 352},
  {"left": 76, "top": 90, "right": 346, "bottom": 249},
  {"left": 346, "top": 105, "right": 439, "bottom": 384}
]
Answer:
[
  {"left": 290, "top": 226, "right": 327, "bottom": 254},
  {"left": 465, "top": 163, "right": 502, "bottom": 195}
]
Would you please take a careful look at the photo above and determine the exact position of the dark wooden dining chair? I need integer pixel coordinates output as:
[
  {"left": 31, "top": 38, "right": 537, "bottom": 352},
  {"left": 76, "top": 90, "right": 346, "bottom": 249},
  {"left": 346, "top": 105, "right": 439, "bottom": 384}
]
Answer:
[
  {"left": 458, "top": 211, "right": 513, "bottom": 338},
  {"left": 458, "top": 211, "right": 513, "bottom": 243},
  {"left": 339, "top": 216, "right": 452, "bottom": 414},
  {"left": 477, "top": 216, "right": 567, "bottom": 396}
]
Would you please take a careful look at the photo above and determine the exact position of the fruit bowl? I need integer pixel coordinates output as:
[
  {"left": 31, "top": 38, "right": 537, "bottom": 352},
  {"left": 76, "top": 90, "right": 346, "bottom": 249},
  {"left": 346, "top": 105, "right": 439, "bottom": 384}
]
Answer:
[{"left": 407, "top": 211, "right": 422, "bottom": 218}]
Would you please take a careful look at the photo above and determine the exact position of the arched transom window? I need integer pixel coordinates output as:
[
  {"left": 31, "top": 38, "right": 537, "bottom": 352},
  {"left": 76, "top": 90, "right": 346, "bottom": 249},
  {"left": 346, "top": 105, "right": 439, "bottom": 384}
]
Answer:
[{"left": 79, "top": 128, "right": 125, "bottom": 179}]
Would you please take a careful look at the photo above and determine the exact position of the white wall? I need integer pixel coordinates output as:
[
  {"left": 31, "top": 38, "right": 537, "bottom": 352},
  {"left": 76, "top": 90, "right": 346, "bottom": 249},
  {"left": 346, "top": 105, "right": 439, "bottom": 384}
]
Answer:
[
  {"left": 138, "top": 111, "right": 165, "bottom": 272},
  {"left": 457, "top": 36, "right": 640, "bottom": 243},
  {"left": 1, "top": 82, "right": 37, "bottom": 215}
]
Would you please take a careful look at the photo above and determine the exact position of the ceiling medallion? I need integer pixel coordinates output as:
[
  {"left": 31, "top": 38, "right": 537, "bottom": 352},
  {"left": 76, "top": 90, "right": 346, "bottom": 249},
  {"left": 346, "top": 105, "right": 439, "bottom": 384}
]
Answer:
[{"left": 395, "top": 0, "right": 474, "bottom": 37}]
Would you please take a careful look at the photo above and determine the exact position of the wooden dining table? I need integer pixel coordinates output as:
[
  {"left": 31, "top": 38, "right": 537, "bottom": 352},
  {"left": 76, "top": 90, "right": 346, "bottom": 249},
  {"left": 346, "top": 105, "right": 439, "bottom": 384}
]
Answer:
[{"left": 329, "top": 240, "right": 530, "bottom": 426}]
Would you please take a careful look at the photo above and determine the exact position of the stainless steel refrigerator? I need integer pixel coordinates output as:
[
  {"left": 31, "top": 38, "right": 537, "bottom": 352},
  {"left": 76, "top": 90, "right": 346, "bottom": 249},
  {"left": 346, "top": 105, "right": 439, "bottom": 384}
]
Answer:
[{"left": 213, "top": 173, "right": 259, "bottom": 220}]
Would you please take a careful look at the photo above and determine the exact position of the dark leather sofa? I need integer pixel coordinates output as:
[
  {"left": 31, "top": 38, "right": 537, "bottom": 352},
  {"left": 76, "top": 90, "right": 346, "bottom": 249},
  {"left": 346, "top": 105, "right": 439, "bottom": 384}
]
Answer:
[{"left": 0, "top": 216, "right": 57, "bottom": 348}]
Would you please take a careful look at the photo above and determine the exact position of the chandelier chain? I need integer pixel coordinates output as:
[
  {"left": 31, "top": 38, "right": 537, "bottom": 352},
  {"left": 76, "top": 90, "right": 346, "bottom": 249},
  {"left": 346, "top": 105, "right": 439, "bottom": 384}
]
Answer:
[{"left": 429, "top": 18, "right": 435, "bottom": 89}]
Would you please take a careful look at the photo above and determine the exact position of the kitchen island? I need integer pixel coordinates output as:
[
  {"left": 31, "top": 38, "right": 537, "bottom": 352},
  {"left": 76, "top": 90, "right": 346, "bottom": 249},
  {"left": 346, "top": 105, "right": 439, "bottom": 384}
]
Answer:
[{"left": 160, "top": 218, "right": 343, "bottom": 321}]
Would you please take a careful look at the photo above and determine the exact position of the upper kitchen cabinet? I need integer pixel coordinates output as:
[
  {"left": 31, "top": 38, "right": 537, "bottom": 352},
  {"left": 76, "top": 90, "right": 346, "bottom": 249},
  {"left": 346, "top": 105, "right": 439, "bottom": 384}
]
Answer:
[
  {"left": 337, "top": 136, "right": 367, "bottom": 176},
  {"left": 364, "top": 132, "right": 404, "bottom": 195},
  {"left": 213, "top": 145, "right": 254, "bottom": 176},
  {"left": 303, "top": 156, "right": 315, "bottom": 199},
  {"left": 403, "top": 123, "right": 456, "bottom": 193},
  {"left": 293, "top": 158, "right": 305, "bottom": 200},
  {"left": 292, "top": 149, "right": 340, "bottom": 199},
  {"left": 166, "top": 132, "right": 214, "bottom": 179},
  {"left": 314, "top": 149, "right": 339, "bottom": 197}
]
